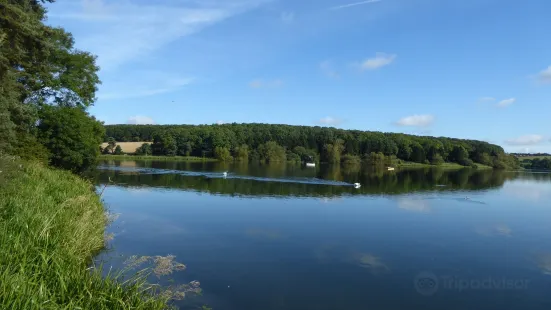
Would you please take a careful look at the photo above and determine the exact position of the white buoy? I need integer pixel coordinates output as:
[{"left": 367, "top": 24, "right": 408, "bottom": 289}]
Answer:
[{"left": 354, "top": 183, "right": 361, "bottom": 189}]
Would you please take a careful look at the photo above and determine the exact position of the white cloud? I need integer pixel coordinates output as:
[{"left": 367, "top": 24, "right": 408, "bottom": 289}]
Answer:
[
  {"left": 505, "top": 135, "right": 544, "bottom": 146},
  {"left": 281, "top": 11, "right": 294, "bottom": 24},
  {"left": 537, "top": 66, "right": 551, "bottom": 84},
  {"left": 318, "top": 116, "right": 343, "bottom": 126},
  {"left": 48, "top": 0, "right": 269, "bottom": 70},
  {"left": 320, "top": 60, "right": 340, "bottom": 79},
  {"left": 359, "top": 53, "right": 396, "bottom": 70},
  {"left": 479, "top": 97, "right": 496, "bottom": 102},
  {"left": 249, "top": 79, "right": 283, "bottom": 88},
  {"left": 127, "top": 116, "right": 155, "bottom": 125},
  {"left": 216, "top": 120, "right": 226, "bottom": 125},
  {"left": 329, "top": 0, "right": 382, "bottom": 10},
  {"left": 396, "top": 115, "right": 434, "bottom": 127},
  {"left": 496, "top": 98, "right": 516, "bottom": 108}
]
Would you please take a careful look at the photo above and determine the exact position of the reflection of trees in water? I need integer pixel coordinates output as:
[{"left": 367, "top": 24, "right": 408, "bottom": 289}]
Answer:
[{"left": 93, "top": 161, "right": 523, "bottom": 198}]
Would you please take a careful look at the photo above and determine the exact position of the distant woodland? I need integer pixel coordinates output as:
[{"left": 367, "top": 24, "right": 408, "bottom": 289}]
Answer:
[{"left": 103, "top": 124, "right": 519, "bottom": 169}]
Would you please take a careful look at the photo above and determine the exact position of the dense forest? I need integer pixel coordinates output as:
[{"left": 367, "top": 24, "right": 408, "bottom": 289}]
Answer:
[
  {"left": 1, "top": 0, "right": 103, "bottom": 173},
  {"left": 104, "top": 124, "right": 520, "bottom": 169}
]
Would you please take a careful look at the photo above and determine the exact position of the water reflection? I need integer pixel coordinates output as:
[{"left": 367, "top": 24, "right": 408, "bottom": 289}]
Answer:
[{"left": 92, "top": 160, "right": 519, "bottom": 198}]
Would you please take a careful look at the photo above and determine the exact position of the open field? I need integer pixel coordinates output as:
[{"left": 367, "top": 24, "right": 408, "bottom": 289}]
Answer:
[
  {"left": 99, "top": 154, "right": 219, "bottom": 162},
  {"left": 101, "top": 142, "right": 149, "bottom": 154}
]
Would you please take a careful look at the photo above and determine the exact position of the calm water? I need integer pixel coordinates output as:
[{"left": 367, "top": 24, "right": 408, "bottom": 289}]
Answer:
[{"left": 94, "top": 160, "right": 551, "bottom": 310}]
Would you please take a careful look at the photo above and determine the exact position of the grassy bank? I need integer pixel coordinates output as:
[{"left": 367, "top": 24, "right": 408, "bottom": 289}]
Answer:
[
  {"left": 0, "top": 156, "right": 169, "bottom": 309},
  {"left": 100, "top": 154, "right": 219, "bottom": 162}
]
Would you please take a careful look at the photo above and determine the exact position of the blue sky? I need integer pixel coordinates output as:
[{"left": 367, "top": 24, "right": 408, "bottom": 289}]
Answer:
[{"left": 47, "top": 0, "right": 551, "bottom": 152}]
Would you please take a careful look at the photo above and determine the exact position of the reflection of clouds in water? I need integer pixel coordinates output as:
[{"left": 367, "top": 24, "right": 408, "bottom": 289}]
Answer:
[
  {"left": 353, "top": 253, "right": 390, "bottom": 274},
  {"left": 319, "top": 197, "right": 342, "bottom": 204},
  {"left": 245, "top": 228, "right": 284, "bottom": 240},
  {"left": 124, "top": 187, "right": 153, "bottom": 195},
  {"left": 314, "top": 244, "right": 389, "bottom": 274},
  {"left": 397, "top": 198, "right": 431, "bottom": 213},
  {"left": 504, "top": 182, "right": 551, "bottom": 202},
  {"left": 536, "top": 253, "right": 551, "bottom": 276},
  {"left": 475, "top": 224, "right": 512, "bottom": 237}
]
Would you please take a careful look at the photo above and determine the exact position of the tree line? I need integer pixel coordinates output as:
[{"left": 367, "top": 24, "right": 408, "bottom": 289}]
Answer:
[
  {"left": 1, "top": 0, "right": 103, "bottom": 173},
  {"left": 104, "top": 124, "right": 520, "bottom": 169},
  {"left": 520, "top": 158, "right": 551, "bottom": 170}
]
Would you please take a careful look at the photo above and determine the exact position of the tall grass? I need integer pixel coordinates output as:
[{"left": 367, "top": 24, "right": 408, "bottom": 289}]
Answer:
[{"left": 0, "top": 156, "right": 170, "bottom": 309}]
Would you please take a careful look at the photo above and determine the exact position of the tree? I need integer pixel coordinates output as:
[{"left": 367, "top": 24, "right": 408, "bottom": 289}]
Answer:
[
  {"left": 323, "top": 139, "right": 344, "bottom": 163},
  {"left": 234, "top": 144, "right": 249, "bottom": 162},
  {"left": 103, "top": 137, "right": 116, "bottom": 154},
  {"left": 113, "top": 145, "right": 123, "bottom": 155},
  {"left": 214, "top": 146, "right": 232, "bottom": 162},
  {"left": 135, "top": 143, "right": 152, "bottom": 156},
  {"left": 37, "top": 106, "right": 104, "bottom": 173},
  {"left": 258, "top": 141, "right": 286, "bottom": 162},
  {"left": 1, "top": 0, "right": 101, "bottom": 168}
]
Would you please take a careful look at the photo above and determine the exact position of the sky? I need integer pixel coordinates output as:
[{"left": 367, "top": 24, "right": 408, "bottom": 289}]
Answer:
[{"left": 46, "top": 0, "right": 551, "bottom": 153}]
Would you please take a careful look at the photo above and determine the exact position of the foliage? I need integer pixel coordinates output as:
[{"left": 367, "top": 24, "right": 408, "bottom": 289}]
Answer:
[
  {"left": 233, "top": 144, "right": 249, "bottom": 162},
  {"left": 104, "top": 123, "right": 518, "bottom": 168},
  {"left": 0, "top": 157, "right": 169, "bottom": 309},
  {"left": 135, "top": 143, "right": 152, "bottom": 156},
  {"left": 258, "top": 141, "right": 286, "bottom": 162},
  {"left": 37, "top": 105, "right": 104, "bottom": 173},
  {"left": 521, "top": 158, "right": 551, "bottom": 170},
  {"left": 1, "top": 0, "right": 101, "bottom": 171},
  {"left": 114, "top": 145, "right": 123, "bottom": 155},
  {"left": 214, "top": 146, "right": 232, "bottom": 162}
]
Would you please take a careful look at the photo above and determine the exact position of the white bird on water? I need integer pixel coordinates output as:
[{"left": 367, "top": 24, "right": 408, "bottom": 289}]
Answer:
[
  {"left": 354, "top": 183, "right": 361, "bottom": 189},
  {"left": 223, "top": 172, "right": 228, "bottom": 178}
]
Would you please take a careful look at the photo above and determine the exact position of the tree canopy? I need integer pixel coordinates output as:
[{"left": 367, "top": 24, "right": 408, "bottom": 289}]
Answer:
[
  {"left": 1, "top": 0, "right": 102, "bottom": 172},
  {"left": 104, "top": 124, "right": 519, "bottom": 169}
]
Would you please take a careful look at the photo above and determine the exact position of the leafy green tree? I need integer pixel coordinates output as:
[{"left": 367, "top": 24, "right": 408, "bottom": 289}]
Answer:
[
  {"left": 113, "top": 145, "right": 123, "bottom": 155},
  {"left": 214, "top": 147, "right": 232, "bottom": 162},
  {"left": 431, "top": 154, "right": 445, "bottom": 165},
  {"left": 365, "top": 152, "right": 386, "bottom": 166},
  {"left": 258, "top": 141, "right": 286, "bottom": 162},
  {"left": 37, "top": 106, "right": 104, "bottom": 173},
  {"left": 323, "top": 139, "right": 344, "bottom": 163},
  {"left": 234, "top": 144, "right": 249, "bottom": 162},
  {"left": 135, "top": 143, "right": 152, "bottom": 156},
  {"left": 410, "top": 143, "right": 426, "bottom": 163}
]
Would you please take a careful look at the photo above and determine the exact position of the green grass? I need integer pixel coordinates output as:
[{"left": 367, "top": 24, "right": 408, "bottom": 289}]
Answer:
[
  {"left": 100, "top": 154, "right": 219, "bottom": 162},
  {"left": 0, "top": 156, "right": 170, "bottom": 309}
]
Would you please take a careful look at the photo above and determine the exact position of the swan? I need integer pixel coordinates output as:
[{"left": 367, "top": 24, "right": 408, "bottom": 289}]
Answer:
[
  {"left": 222, "top": 172, "right": 228, "bottom": 178},
  {"left": 354, "top": 183, "right": 361, "bottom": 189}
]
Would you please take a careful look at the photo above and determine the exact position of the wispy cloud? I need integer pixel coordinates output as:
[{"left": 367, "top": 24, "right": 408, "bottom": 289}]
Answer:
[
  {"left": 98, "top": 73, "right": 193, "bottom": 100},
  {"left": 127, "top": 116, "right": 155, "bottom": 125},
  {"left": 320, "top": 60, "right": 340, "bottom": 79},
  {"left": 281, "top": 11, "right": 294, "bottom": 24},
  {"left": 216, "top": 120, "right": 226, "bottom": 125},
  {"left": 537, "top": 66, "right": 551, "bottom": 84},
  {"left": 329, "top": 0, "right": 382, "bottom": 10},
  {"left": 249, "top": 79, "right": 283, "bottom": 89},
  {"left": 49, "top": 0, "right": 269, "bottom": 70},
  {"left": 318, "top": 116, "right": 344, "bottom": 126},
  {"left": 478, "top": 97, "right": 496, "bottom": 102},
  {"left": 358, "top": 53, "right": 396, "bottom": 70},
  {"left": 496, "top": 98, "right": 516, "bottom": 108},
  {"left": 505, "top": 135, "right": 544, "bottom": 146},
  {"left": 396, "top": 115, "right": 435, "bottom": 127}
]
